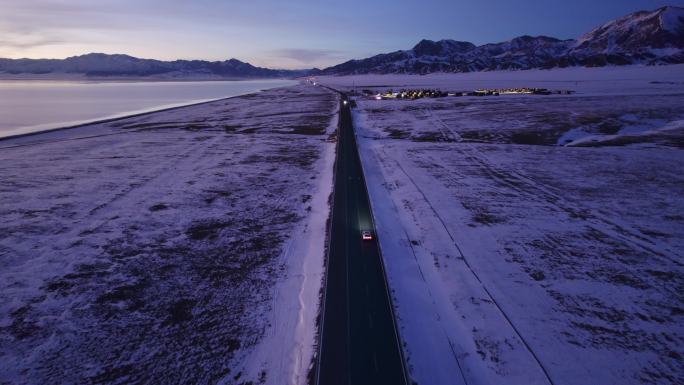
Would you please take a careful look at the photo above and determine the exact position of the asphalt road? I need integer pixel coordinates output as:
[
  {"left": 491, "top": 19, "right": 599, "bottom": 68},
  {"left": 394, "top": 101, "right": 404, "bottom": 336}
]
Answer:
[{"left": 316, "top": 94, "right": 407, "bottom": 385}]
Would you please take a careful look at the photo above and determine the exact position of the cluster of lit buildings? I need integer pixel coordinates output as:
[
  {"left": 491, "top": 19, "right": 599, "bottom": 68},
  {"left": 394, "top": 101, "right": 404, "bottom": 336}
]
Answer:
[
  {"left": 367, "top": 87, "right": 574, "bottom": 100},
  {"left": 371, "top": 89, "right": 448, "bottom": 100},
  {"left": 467, "top": 88, "right": 574, "bottom": 96}
]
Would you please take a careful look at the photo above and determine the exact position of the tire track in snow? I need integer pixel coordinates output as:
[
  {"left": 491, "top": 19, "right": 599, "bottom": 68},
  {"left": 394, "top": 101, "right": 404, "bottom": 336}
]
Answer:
[
  {"left": 388, "top": 147, "right": 555, "bottom": 385},
  {"left": 374, "top": 147, "right": 470, "bottom": 384}
]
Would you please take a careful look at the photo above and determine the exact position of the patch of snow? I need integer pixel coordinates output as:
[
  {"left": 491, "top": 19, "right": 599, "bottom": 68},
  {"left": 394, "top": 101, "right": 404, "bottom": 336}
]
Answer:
[
  {"left": 660, "top": 6, "right": 684, "bottom": 34},
  {"left": 618, "top": 118, "right": 667, "bottom": 135},
  {"left": 556, "top": 126, "right": 594, "bottom": 145},
  {"left": 569, "top": 118, "right": 684, "bottom": 147},
  {"left": 648, "top": 47, "right": 683, "bottom": 57}
]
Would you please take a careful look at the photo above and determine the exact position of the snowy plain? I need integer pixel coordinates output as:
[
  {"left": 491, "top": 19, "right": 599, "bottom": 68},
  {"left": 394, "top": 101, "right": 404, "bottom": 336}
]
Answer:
[
  {"left": 319, "top": 65, "right": 684, "bottom": 385},
  {"left": 0, "top": 84, "right": 336, "bottom": 385}
]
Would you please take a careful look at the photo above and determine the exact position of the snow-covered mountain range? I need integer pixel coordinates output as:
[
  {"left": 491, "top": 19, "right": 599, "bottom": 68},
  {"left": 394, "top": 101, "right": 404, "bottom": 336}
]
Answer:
[
  {"left": 0, "top": 53, "right": 307, "bottom": 79},
  {"left": 2, "top": 6, "right": 682, "bottom": 78},
  {"left": 322, "top": 6, "right": 684, "bottom": 75}
]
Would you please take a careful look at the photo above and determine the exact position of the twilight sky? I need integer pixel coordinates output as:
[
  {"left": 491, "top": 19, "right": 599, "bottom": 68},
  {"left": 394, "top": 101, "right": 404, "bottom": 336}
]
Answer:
[{"left": 1, "top": 0, "right": 683, "bottom": 69}]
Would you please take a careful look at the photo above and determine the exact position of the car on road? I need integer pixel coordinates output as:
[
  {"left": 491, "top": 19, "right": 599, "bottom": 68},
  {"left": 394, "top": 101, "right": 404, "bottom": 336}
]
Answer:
[{"left": 361, "top": 230, "right": 373, "bottom": 241}]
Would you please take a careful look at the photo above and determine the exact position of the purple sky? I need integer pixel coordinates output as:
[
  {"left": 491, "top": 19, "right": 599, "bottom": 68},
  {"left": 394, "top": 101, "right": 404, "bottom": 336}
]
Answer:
[{"left": 1, "top": 0, "right": 683, "bottom": 69}]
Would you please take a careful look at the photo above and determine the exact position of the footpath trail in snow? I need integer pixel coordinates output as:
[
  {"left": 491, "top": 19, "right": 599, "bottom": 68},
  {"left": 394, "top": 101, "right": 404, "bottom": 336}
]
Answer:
[
  {"left": 0, "top": 84, "right": 337, "bottom": 385},
  {"left": 320, "top": 67, "right": 684, "bottom": 385}
]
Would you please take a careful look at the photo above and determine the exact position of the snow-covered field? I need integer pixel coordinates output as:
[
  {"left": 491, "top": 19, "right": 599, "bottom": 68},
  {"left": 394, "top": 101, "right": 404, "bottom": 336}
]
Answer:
[
  {"left": 0, "top": 84, "right": 337, "bottom": 385},
  {"left": 320, "top": 67, "right": 684, "bottom": 385}
]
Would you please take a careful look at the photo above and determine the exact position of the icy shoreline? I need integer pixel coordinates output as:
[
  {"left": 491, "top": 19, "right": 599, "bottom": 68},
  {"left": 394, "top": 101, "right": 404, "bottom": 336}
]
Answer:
[{"left": 0, "top": 79, "right": 296, "bottom": 140}]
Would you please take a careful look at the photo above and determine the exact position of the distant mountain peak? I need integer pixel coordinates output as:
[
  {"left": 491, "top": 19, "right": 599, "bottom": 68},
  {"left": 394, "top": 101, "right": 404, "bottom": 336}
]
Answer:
[
  {"left": 509, "top": 35, "right": 564, "bottom": 43},
  {"left": 575, "top": 5, "right": 684, "bottom": 51},
  {"left": 411, "top": 39, "right": 476, "bottom": 56},
  {"left": 657, "top": 5, "right": 684, "bottom": 34}
]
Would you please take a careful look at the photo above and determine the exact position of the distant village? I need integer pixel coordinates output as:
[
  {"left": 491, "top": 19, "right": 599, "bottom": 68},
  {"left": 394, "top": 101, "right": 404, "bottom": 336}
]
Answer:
[{"left": 361, "top": 87, "right": 574, "bottom": 100}]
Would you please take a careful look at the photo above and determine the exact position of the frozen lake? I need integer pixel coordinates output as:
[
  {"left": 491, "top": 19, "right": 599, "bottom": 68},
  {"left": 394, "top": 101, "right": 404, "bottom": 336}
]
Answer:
[{"left": 0, "top": 79, "right": 295, "bottom": 138}]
